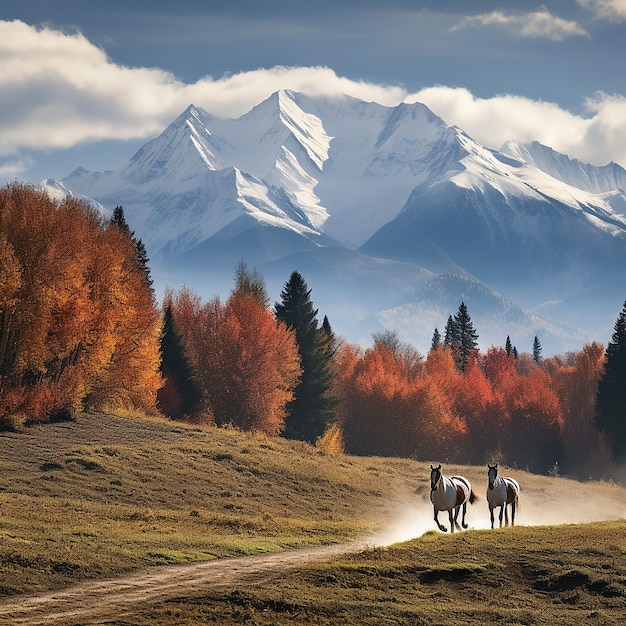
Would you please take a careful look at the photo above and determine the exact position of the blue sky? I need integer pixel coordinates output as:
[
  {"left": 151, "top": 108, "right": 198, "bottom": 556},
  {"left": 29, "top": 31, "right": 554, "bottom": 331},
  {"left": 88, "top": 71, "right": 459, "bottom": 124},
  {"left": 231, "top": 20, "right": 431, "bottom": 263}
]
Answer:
[{"left": 1, "top": 1, "right": 626, "bottom": 184}]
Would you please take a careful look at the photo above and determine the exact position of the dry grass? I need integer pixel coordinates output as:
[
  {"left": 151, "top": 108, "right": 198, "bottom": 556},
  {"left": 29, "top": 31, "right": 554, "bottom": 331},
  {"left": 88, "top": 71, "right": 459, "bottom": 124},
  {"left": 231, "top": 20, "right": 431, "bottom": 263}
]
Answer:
[
  {"left": 1, "top": 411, "right": 625, "bottom": 624},
  {"left": 129, "top": 521, "right": 626, "bottom": 625}
]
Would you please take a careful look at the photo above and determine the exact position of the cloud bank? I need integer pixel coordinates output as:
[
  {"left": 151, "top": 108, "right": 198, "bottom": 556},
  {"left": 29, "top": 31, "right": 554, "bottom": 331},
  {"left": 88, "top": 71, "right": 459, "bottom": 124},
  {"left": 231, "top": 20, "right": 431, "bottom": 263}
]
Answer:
[
  {"left": 1, "top": 18, "right": 626, "bottom": 179},
  {"left": 450, "top": 9, "right": 588, "bottom": 40},
  {"left": 578, "top": 0, "right": 626, "bottom": 22}
]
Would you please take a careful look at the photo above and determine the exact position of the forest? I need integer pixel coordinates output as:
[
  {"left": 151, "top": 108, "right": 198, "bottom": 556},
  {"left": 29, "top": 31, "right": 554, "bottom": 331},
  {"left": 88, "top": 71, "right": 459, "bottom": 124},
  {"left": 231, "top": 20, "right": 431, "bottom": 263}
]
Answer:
[{"left": 1, "top": 182, "right": 625, "bottom": 480}]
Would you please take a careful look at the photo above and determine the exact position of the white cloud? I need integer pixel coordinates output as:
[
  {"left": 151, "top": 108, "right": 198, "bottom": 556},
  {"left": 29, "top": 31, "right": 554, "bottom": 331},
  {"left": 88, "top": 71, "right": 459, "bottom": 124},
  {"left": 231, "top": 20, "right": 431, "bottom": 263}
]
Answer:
[
  {"left": 1, "top": 18, "right": 626, "bottom": 176},
  {"left": 406, "top": 86, "right": 626, "bottom": 167},
  {"left": 0, "top": 156, "right": 32, "bottom": 179},
  {"left": 578, "top": 0, "right": 626, "bottom": 22},
  {"left": 0, "top": 20, "right": 404, "bottom": 158},
  {"left": 450, "top": 9, "right": 587, "bottom": 40}
]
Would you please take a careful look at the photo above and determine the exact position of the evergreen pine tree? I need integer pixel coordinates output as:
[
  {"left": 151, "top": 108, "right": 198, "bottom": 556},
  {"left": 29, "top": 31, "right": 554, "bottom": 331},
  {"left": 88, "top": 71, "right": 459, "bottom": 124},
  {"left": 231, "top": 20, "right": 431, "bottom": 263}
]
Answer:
[
  {"left": 532, "top": 335, "right": 542, "bottom": 363},
  {"left": 158, "top": 305, "right": 202, "bottom": 420},
  {"left": 450, "top": 302, "right": 479, "bottom": 371},
  {"left": 443, "top": 315, "right": 458, "bottom": 346},
  {"left": 320, "top": 315, "right": 336, "bottom": 355},
  {"left": 274, "top": 271, "right": 337, "bottom": 443},
  {"left": 110, "top": 206, "right": 153, "bottom": 290},
  {"left": 505, "top": 335, "right": 513, "bottom": 357},
  {"left": 595, "top": 301, "right": 626, "bottom": 461},
  {"left": 431, "top": 327, "right": 442, "bottom": 351}
]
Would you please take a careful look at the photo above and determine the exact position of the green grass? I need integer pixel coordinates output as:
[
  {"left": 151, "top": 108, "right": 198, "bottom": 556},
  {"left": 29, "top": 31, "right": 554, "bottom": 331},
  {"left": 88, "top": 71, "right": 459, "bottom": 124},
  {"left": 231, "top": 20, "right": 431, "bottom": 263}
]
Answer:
[{"left": 1, "top": 411, "right": 625, "bottom": 624}]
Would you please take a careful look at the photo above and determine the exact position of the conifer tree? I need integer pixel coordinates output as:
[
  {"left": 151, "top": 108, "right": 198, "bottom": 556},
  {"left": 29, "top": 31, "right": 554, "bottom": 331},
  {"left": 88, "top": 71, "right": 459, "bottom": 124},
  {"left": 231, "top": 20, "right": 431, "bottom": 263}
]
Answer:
[
  {"left": 274, "top": 271, "right": 336, "bottom": 443},
  {"left": 505, "top": 335, "right": 513, "bottom": 357},
  {"left": 595, "top": 301, "right": 626, "bottom": 460},
  {"left": 443, "top": 315, "right": 458, "bottom": 346},
  {"left": 321, "top": 315, "right": 334, "bottom": 343},
  {"left": 444, "top": 303, "right": 479, "bottom": 371},
  {"left": 158, "top": 304, "right": 202, "bottom": 420},
  {"left": 533, "top": 335, "right": 542, "bottom": 362},
  {"left": 110, "top": 206, "right": 153, "bottom": 290},
  {"left": 431, "top": 327, "right": 442, "bottom": 351}
]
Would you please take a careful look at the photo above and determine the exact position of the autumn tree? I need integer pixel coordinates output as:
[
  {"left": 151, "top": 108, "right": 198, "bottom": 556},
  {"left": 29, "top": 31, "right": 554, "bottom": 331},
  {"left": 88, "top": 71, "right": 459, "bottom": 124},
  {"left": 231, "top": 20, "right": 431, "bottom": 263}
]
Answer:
[
  {"left": 274, "top": 271, "right": 337, "bottom": 443},
  {"left": 338, "top": 340, "right": 462, "bottom": 459},
  {"left": 454, "top": 354, "right": 504, "bottom": 464},
  {"left": 168, "top": 286, "right": 301, "bottom": 435},
  {"left": 595, "top": 301, "right": 626, "bottom": 461},
  {"left": 232, "top": 259, "right": 270, "bottom": 306},
  {"left": 483, "top": 347, "right": 563, "bottom": 472},
  {"left": 549, "top": 343, "right": 609, "bottom": 477},
  {"left": 0, "top": 183, "right": 162, "bottom": 425}
]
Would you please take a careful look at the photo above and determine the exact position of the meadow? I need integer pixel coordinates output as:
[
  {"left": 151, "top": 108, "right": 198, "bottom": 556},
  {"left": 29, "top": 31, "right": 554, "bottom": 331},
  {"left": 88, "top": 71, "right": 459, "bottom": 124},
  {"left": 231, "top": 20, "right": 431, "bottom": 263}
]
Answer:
[{"left": 1, "top": 412, "right": 625, "bottom": 624}]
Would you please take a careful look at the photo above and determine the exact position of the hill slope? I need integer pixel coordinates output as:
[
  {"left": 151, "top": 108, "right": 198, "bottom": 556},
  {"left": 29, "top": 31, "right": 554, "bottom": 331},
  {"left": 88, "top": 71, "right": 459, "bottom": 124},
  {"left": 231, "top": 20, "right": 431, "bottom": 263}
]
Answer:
[{"left": 1, "top": 412, "right": 625, "bottom": 624}]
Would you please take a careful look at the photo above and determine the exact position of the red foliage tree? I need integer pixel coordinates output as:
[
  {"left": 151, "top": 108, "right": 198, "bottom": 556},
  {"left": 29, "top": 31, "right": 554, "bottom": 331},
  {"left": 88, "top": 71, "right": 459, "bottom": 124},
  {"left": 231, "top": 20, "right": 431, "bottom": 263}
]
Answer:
[
  {"left": 167, "top": 287, "right": 301, "bottom": 435},
  {"left": 338, "top": 342, "right": 465, "bottom": 459}
]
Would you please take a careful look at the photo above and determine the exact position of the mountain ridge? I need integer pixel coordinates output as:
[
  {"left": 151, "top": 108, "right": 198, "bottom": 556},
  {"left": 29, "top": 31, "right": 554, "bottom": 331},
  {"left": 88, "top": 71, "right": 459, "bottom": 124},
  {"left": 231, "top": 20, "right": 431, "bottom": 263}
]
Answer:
[{"left": 41, "top": 90, "right": 626, "bottom": 355}]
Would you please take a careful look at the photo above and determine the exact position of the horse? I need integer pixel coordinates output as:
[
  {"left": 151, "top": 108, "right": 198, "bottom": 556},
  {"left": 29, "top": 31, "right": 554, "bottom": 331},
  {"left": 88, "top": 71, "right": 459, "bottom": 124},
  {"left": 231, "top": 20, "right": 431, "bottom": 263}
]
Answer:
[
  {"left": 430, "top": 464, "right": 479, "bottom": 533},
  {"left": 486, "top": 463, "right": 520, "bottom": 528}
]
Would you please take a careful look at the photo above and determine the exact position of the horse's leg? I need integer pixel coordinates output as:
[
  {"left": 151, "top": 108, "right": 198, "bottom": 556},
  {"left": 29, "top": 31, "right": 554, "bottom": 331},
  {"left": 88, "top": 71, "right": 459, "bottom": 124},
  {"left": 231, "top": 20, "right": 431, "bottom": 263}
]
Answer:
[
  {"left": 489, "top": 505, "right": 495, "bottom": 529},
  {"left": 498, "top": 505, "right": 504, "bottom": 528},
  {"left": 449, "top": 509, "right": 458, "bottom": 533},
  {"left": 511, "top": 500, "right": 516, "bottom": 527},
  {"left": 504, "top": 504, "right": 509, "bottom": 527},
  {"left": 460, "top": 502, "right": 468, "bottom": 529},
  {"left": 434, "top": 506, "right": 447, "bottom": 532}
]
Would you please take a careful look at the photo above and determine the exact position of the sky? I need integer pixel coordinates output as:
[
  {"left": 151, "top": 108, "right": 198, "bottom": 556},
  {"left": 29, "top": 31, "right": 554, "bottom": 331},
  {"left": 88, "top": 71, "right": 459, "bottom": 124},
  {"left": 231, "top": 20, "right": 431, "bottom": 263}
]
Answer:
[{"left": 1, "top": 0, "right": 626, "bottom": 185}]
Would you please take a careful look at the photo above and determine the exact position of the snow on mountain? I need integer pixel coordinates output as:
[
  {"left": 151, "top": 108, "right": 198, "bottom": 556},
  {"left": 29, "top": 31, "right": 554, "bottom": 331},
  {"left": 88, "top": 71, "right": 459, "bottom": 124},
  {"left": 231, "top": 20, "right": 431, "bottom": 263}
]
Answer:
[
  {"left": 40, "top": 90, "right": 626, "bottom": 354},
  {"left": 361, "top": 127, "right": 626, "bottom": 303},
  {"left": 501, "top": 140, "right": 626, "bottom": 195}
]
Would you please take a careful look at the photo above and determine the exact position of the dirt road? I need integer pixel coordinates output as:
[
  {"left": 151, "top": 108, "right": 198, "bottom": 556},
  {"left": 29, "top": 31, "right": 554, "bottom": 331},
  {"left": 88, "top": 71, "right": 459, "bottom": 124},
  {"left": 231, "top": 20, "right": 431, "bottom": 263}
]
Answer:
[{"left": 0, "top": 541, "right": 372, "bottom": 625}]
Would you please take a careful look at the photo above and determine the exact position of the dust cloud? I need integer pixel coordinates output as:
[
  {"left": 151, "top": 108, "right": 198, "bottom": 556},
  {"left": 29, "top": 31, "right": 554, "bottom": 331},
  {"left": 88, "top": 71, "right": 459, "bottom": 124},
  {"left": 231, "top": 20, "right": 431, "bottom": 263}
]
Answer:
[{"left": 370, "top": 482, "right": 626, "bottom": 547}]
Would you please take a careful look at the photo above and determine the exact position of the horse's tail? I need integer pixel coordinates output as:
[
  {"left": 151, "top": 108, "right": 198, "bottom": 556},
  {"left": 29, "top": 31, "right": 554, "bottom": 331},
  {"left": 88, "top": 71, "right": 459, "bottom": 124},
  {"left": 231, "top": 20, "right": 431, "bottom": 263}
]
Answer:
[{"left": 469, "top": 489, "right": 479, "bottom": 504}]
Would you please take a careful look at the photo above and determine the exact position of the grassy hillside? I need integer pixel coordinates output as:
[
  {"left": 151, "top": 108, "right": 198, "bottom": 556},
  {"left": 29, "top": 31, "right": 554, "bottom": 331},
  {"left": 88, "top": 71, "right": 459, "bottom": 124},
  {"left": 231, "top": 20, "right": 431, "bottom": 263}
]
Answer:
[
  {"left": 126, "top": 521, "right": 626, "bottom": 625},
  {"left": 1, "top": 412, "right": 625, "bottom": 624}
]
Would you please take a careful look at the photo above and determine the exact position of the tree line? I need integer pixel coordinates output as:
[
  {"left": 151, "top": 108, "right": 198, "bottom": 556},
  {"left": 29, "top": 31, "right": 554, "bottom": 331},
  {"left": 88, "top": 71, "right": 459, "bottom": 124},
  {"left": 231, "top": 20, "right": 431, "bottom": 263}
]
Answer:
[{"left": 2, "top": 182, "right": 625, "bottom": 478}]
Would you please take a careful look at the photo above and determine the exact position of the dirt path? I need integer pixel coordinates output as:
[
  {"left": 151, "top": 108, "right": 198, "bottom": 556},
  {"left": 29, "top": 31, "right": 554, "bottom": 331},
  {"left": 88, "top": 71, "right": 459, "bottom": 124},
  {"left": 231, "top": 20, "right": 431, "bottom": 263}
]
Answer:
[{"left": 0, "top": 541, "right": 372, "bottom": 625}]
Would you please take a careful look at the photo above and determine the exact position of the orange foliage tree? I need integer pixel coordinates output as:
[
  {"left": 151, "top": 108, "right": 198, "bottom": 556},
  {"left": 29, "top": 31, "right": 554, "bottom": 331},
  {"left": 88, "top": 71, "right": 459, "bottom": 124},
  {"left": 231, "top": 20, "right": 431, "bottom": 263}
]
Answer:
[
  {"left": 547, "top": 342, "right": 610, "bottom": 477},
  {"left": 452, "top": 354, "right": 506, "bottom": 464},
  {"left": 167, "top": 287, "right": 301, "bottom": 435},
  {"left": 0, "top": 182, "right": 162, "bottom": 425},
  {"left": 336, "top": 341, "right": 465, "bottom": 459},
  {"left": 482, "top": 347, "right": 563, "bottom": 472}
]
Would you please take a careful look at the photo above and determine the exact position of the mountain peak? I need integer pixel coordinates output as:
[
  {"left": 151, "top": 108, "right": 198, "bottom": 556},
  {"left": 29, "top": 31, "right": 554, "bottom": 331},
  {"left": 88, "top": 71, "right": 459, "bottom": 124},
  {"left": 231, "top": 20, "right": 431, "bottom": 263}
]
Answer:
[
  {"left": 41, "top": 91, "right": 626, "bottom": 355},
  {"left": 501, "top": 139, "right": 626, "bottom": 196}
]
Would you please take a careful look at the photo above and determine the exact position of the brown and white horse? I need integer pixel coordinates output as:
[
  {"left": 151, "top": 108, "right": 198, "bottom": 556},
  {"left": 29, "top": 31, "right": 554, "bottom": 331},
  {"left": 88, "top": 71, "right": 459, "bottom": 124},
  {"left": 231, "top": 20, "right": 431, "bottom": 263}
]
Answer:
[
  {"left": 486, "top": 463, "right": 520, "bottom": 528},
  {"left": 430, "top": 464, "right": 479, "bottom": 532}
]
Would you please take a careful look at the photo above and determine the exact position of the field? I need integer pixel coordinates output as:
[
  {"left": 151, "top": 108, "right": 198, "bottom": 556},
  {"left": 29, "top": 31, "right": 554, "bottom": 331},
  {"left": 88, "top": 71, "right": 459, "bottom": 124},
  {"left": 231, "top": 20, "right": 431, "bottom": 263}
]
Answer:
[{"left": 1, "top": 412, "right": 625, "bottom": 624}]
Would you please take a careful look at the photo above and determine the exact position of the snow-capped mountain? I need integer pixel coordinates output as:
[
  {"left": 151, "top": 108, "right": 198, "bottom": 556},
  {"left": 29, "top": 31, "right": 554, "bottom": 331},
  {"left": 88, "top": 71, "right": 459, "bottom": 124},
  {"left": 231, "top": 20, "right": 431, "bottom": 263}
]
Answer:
[{"left": 42, "top": 90, "right": 626, "bottom": 355}]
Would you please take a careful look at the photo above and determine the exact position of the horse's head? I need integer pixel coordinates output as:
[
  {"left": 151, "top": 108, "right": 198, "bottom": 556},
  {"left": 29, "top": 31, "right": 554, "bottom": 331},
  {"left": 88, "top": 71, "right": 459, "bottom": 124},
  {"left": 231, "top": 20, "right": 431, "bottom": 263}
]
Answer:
[
  {"left": 487, "top": 463, "right": 498, "bottom": 490},
  {"left": 430, "top": 464, "right": 442, "bottom": 491}
]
